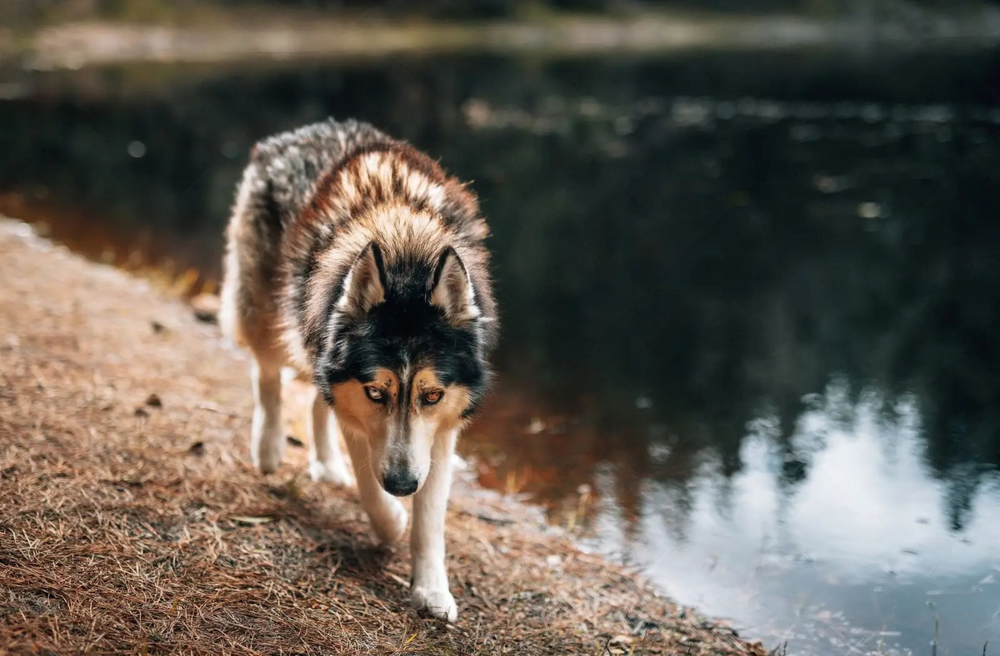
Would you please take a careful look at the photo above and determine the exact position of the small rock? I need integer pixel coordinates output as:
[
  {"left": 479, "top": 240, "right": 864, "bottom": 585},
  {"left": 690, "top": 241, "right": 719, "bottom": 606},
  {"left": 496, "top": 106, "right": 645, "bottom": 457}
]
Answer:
[
  {"left": 144, "top": 393, "right": 162, "bottom": 408},
  {"left": 134, "top": 407, "right": 149, "bottom": 418},
  {"left": 527, "top": 418, "right": 545, "bottom": 434},
  {"left": 150, "top": 321, "right": 167, "bottom": 334},
  {"left": 287, "top": 435, "right": 304, "bottom": 448},
  {"left": 188, "top": 441, "right": 206, "bottom": 456}
]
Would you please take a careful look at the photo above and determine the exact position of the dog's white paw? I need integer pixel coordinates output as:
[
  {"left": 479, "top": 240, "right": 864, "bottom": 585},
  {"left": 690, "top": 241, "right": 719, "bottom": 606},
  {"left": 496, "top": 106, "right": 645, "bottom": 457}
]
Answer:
[
  {"left": 253, "top": 446, "right": 283, "bottom": 475},
  {"left": 308, "top": 458, "right": 353, "bottom": 487},
  {"left": 411, "top": 586, "right": 457, "bottom": 622},
  {"left": 251, "top": 431, "right": 284, "bottom": 475},
  {"left": 370, "top": 497, "right": 408, "bottom": 545}
]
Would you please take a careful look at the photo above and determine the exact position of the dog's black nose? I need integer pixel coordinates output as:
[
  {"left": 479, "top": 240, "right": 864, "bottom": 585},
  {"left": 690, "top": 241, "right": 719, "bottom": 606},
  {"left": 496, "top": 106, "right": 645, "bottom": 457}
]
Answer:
[{"left": 383, "top": 471, "right": 419, "bottom": 497}]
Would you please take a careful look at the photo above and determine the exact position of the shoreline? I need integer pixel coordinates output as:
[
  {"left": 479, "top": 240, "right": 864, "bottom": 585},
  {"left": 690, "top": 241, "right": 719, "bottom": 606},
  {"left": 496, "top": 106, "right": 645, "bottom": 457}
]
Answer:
[
  {"left": 0, "top": 214, "right": 768, "bottom": 654},
  {"left": 4, "top": 9, "right": 1000, "bottom": 70}
]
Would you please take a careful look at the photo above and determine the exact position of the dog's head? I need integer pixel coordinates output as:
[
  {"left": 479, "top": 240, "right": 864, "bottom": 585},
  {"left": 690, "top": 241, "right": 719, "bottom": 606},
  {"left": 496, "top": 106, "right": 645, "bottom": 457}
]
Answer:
[{"left": 316, "top": 241, "right": 489, "bottom": 497}]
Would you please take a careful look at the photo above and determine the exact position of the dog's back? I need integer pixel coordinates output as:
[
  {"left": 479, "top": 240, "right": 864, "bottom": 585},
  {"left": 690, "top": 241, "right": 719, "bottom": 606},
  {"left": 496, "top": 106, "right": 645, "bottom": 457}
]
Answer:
[
  {"left": 249, "top": 119, "right": 391, "bottom": 227},
  {"left": 219, "top": 119, "right": 390, "bottom": 351}
]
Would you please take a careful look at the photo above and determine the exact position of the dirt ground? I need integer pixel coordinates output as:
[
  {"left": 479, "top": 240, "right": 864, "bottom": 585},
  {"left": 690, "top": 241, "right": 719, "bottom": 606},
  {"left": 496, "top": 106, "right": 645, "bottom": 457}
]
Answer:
[{"left": 0, "top": 216, "right": 768, "bottom": 655}]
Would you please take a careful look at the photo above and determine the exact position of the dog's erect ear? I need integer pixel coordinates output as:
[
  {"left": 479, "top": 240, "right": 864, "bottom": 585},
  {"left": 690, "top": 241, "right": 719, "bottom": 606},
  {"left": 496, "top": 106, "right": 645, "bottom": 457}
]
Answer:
[
  {"left": 338, "top": 241, "right": 387, "bottom": 317},
  {"left": 429, "top": 247, "right": 480, "bottom": 323}
]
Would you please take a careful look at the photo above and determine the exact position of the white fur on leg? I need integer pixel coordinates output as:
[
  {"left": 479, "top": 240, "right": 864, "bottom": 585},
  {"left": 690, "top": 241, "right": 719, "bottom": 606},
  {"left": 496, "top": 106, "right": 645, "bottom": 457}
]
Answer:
[
  {"left": 410, "top": 430, "right": 458, "bottom": 622},
  {"left": 307, "top": 391, "right": 353, "bottom": 487},
  {"left": 372, "top": 495, "right": 408, "bottom": 546},
  {"left": 250, "top": 359, "right": 284, "bottom": 474},
  {"left": 308, "top": 457, "right": 353, "bottom": 486},
  {"left": 343, "top": 434, "right": 409, "bottom": 545}
]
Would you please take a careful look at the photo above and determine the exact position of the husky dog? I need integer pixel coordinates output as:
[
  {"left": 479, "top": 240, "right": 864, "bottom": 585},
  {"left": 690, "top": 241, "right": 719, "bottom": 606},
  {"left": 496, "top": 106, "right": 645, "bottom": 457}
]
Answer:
[{"left": 219, "top": 119, "right": 498, "bottom": 621}]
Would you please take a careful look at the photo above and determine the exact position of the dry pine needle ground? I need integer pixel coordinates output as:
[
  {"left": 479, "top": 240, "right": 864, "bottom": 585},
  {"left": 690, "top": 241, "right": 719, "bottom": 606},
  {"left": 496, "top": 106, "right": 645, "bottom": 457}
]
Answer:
[{"left": 0, "top": 218, "right": 767, "bottom": 656}]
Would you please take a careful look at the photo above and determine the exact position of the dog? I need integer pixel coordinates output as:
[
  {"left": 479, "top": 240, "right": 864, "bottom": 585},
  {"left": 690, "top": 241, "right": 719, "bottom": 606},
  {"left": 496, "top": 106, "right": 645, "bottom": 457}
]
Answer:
[{"left": 218, "top": 118, "right": 498, "bottom": 622}]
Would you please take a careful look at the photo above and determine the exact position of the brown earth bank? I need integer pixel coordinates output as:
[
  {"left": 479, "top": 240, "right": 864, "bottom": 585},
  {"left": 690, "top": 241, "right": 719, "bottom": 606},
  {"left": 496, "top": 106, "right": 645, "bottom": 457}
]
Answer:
[
  {"left": 0, "top": 215, "right": 768, "bottom": 655},
  {"left": 6, "top": 9, "right": 1000, "bottom": 71},
  {"left": 4, "top": 17, "right": 804, "bottom": 70}
]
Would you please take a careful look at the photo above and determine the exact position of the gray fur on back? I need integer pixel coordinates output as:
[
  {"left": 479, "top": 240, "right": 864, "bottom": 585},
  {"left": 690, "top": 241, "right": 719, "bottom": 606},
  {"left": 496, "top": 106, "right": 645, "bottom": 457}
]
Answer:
[{"left": 249, "top": 118, "right": 391, "bottom": 226}]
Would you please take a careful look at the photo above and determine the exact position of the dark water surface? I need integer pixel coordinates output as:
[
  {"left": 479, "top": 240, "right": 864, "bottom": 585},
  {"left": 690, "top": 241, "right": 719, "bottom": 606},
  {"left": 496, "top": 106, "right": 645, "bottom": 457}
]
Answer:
[{"left": 2, "top": 49, "right": 1000, "bottom": 655}]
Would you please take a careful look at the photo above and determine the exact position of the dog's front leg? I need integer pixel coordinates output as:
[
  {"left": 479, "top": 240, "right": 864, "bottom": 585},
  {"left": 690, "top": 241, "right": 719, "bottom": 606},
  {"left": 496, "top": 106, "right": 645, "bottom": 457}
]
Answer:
[
  {"left": 250, "top": 359, "right": 284, "bottom": 474},
  {"left": 307, "top": 389, "right": 353, "bottom": 487},
  {"left": 410, "top": 430, "right": 458, "bottom": 622},
  {"left": 342, "top": 433, "right": 409, "bottom": 545}
]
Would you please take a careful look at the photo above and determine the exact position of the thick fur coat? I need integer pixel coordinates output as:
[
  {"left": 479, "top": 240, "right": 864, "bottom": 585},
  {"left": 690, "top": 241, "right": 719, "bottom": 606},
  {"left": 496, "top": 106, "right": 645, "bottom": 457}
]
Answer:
[{"left": 219, "top": 118, "right": 498, "bottom": 621}]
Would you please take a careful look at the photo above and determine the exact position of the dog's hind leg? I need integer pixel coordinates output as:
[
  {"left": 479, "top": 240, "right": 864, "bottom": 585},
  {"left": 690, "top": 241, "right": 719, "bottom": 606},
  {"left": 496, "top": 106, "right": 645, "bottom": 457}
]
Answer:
[
  {"left": 221, "top": 161, "right": 289, "bottom": 475},
  {"left": 308, "top": 389, "right": 353, "bottom": 487},
  {"left": 250, "top": 357, "right": 284, "bottom": 474},
  {"left": 342, "top": 433, "right": 409, "bottom": 545},
  {"left": 410, "top": 429, "right": 458, "bottom": 622}
]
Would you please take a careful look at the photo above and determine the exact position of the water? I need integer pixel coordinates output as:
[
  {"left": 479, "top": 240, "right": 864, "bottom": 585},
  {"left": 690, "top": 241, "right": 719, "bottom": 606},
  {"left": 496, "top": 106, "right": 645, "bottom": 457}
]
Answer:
[{"left": 2, "top": 49, "right": 1000, "bottom": 655}]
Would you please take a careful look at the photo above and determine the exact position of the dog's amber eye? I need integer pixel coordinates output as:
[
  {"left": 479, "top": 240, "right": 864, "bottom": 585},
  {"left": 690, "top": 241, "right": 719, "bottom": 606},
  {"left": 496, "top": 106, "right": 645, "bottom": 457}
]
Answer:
[
  {"left": 365, "top": 386, "right": 386, "bottom": 403},
  {"left": 422, "top": 390, "right": 443, "bottom": 406}
]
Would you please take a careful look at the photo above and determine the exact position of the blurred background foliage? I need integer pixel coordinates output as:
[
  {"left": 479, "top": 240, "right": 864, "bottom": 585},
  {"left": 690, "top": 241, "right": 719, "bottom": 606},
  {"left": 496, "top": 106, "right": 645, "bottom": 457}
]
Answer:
[{"left": 5, "top": 0, "right": 1000, "bottom": 28}]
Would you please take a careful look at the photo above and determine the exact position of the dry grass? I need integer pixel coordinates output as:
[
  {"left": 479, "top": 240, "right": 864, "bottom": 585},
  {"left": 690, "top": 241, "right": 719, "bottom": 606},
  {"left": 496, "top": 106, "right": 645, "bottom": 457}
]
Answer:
[{"left": 0, "top": 217, "right": 767, "bottom": 655}]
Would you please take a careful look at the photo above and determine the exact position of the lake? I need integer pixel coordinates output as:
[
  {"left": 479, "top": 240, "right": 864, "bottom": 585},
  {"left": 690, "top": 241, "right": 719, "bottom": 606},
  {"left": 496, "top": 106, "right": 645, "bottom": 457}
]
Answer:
[{"left": 2, "top": 47, "right": 999, "bottom": 655}]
